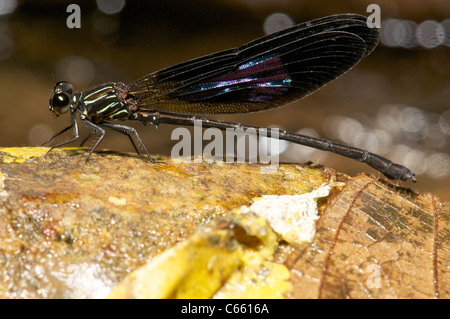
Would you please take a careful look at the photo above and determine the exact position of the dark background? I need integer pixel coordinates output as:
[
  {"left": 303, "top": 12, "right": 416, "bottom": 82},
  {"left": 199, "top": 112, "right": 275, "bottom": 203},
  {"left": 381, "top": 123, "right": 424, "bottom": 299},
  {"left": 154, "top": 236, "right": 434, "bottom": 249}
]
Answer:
[{"left": 0, "top": 0, "right": 449, "bottom": 201}]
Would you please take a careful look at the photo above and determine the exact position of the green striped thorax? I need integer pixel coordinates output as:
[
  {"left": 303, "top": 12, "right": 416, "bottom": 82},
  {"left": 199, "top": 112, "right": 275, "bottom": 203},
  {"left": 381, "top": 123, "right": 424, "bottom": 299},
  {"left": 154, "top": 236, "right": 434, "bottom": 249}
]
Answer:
[{"left": 49, "top": 81, "right": 134, "bottom": 123}]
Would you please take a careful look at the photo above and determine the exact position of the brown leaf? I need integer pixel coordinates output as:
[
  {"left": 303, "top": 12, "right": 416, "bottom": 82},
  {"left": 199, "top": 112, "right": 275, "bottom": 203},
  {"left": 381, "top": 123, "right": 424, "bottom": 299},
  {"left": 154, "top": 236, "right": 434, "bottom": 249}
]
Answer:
[{"left": 285, "top": 174, "right": 450, "bottom": 299}]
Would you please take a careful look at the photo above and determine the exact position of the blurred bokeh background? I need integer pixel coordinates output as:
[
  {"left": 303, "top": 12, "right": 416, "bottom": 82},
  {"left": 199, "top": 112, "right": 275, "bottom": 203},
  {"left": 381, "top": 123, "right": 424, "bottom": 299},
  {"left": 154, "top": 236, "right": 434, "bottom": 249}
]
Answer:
[{"left": 0, "top": 0, "right": 448, "bottom": 200}]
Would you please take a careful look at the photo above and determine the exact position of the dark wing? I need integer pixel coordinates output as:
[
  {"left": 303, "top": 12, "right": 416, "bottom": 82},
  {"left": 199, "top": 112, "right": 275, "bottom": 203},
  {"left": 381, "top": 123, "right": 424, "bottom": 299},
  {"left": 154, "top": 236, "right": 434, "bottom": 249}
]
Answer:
[{"left": 128, "top": 13, "right": 379, "bottom": 115}]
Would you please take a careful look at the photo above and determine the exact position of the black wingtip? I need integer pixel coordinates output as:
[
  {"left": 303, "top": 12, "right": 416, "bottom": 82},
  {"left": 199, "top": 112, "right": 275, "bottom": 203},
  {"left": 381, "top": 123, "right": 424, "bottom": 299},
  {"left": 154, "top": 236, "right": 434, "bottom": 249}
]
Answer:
[{"left": 336, "top": 13, "right": 380, "bottom": 56}]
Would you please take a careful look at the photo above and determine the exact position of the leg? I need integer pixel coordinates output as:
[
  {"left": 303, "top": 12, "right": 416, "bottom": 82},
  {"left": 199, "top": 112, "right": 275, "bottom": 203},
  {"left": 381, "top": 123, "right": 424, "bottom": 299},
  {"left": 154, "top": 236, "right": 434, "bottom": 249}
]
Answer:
[
  {"left": 45, "top": 113, "right": 80, "bottom": 155},
  {"left": 81, "top": 119, "right": 106, "bottom": 163},
  {"left": 79, "top": 132, "right": 93, "bottom": 147},
  {"left": 80, "top": 128, "right": 140, "bottom": 155},
  {"left": 98, "top": 122, "right": 159, "bottom": 163},
  {"left": 42, "top": 125, "right": 73, "bottom": 146},
  {"left": 98, "top": 122, "right": 141, "bottom": 155}
]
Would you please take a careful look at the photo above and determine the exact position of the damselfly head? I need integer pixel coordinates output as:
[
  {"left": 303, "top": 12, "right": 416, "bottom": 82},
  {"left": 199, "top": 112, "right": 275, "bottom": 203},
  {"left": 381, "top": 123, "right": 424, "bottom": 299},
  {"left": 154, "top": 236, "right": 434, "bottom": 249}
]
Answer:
[{"left": 49, "top": 81, "right": 73, "bottom": 116}]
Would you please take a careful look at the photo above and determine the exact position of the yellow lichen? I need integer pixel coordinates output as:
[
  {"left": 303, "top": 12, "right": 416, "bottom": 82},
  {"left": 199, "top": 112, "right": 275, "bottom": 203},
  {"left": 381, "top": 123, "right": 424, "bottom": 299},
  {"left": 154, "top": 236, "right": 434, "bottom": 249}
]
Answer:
[
  {"left": 0, "top": 147, "right": 48, "bottom": 163},
  {"left": 107, "top": 211, "right": 293, "bottom": 299}
]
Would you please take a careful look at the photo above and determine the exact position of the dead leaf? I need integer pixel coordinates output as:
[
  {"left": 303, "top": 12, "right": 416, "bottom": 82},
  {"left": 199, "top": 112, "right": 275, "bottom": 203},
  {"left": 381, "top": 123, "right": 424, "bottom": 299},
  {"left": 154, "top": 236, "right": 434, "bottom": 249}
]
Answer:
[{"left": 285, "top": 174, "right": 450, "bottom": 299}]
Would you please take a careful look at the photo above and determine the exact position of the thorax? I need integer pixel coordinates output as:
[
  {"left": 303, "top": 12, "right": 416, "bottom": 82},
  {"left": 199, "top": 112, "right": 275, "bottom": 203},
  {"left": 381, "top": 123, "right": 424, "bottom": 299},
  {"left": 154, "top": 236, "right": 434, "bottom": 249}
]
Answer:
[{"left": 77, "top": 82, "right": 134, "bottom": 122}]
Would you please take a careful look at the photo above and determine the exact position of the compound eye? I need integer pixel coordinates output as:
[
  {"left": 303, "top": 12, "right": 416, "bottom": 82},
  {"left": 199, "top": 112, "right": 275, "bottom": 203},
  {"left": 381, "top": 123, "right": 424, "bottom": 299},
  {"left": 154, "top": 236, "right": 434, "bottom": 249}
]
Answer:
[
  {"left": 54, "top": 81, "right": 73, "bottom": 95},
  {"left": 51, "top": 93, "right": 70, "bottom": 115}
]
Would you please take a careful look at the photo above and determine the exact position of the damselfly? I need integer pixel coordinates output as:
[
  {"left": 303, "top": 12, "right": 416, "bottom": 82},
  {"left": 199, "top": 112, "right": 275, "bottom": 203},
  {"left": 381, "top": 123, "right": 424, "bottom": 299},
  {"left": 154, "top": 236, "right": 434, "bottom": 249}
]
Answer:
[{"left": 45, "top": 14, "right": 416, "bottom": 182}]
